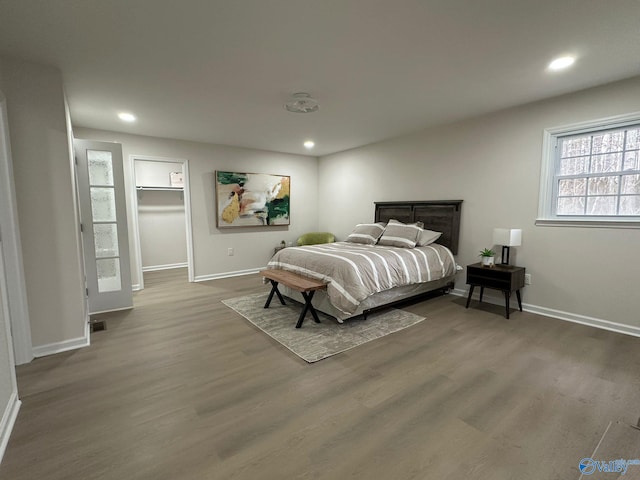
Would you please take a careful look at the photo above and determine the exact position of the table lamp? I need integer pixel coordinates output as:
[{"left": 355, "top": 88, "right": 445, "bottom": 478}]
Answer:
[{"left": 492, "top": 228, "right": 522, "bottom": 265}]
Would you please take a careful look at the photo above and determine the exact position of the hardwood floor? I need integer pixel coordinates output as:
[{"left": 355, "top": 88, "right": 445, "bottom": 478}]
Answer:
[{"left": 1, "top": 268, "right": 639, "bottom": 479}]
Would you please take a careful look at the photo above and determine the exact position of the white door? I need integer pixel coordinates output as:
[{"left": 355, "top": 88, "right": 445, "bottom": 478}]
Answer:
[{"left": 74, "top": 139, "right": 133, "bottom": 314}]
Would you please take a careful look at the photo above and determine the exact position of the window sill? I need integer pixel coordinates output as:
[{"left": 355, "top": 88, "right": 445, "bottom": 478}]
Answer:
[{"left": 535, "top": 218, "right": 640, "bottom": 229}]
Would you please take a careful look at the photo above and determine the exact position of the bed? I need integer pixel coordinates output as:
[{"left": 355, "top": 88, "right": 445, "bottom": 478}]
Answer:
[{"left": 267, "top": 200, "right": 463, "bottom": 321}]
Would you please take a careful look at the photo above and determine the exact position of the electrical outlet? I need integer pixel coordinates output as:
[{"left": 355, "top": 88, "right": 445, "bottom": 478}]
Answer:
[
  {"left": 524, "top": 273, "right": 531, "bottom": 285},
  {"left": 227, "top": 248, "right": 234, "bottom": 256}
]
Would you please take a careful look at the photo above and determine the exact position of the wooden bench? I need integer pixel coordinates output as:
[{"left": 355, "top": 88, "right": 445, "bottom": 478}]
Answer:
[{"left": 261, "top": 269, "right": 327, "bottom": 328}]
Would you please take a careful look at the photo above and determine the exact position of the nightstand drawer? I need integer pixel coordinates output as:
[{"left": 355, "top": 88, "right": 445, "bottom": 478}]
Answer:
[
  {"left": 466, "top": 263, "right": 525, "bottom": 291},
  {"left": 467, "top": 273, "right": 511, "bottom": 290}
]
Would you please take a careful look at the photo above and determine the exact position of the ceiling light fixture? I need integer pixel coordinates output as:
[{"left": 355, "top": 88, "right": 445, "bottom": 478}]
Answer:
[
  {"left": 284, "top": 93, "right": 319, "bottom": 113},
  {"left": 118, "top": 112, "right": 136, "bottom": 122},
  {"left": 547, "top": 56, "right": 576, "bottom": 72},
  {"left": 303, "top": 140, "right": 315, "bottom": 149}
]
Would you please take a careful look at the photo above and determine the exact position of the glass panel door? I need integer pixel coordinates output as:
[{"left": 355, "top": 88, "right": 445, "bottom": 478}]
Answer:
[
  {"left": 75, "top": 140, "right": 132, "bottom": 314},
  {"left": 88, "top": 150, "right": 121, "bottom": 293}
]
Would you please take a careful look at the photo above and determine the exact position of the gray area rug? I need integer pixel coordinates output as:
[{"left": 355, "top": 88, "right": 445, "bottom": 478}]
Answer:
[{"left": 222, "top": 292, "right": 426, "bottom": 363}]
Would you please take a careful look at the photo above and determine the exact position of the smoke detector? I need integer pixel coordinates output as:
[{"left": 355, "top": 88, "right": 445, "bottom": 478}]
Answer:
[{"left": 284, "top": 92, "right": 319, "bottom": 113}]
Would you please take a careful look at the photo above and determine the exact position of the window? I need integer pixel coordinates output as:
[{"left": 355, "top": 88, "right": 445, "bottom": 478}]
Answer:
[{"left": 537, "top": 112, "right": 640, "bottom": 228}]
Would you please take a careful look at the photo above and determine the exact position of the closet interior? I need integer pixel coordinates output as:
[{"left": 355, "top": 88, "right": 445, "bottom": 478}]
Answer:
[{"left": 134, "top": 159, "right": 188, "bottom": 278}]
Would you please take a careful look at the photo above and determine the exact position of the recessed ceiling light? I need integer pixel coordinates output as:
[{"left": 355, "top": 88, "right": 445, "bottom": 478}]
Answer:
[
  {"left": 118, "top": 112, "right": 136, "bottom": 122},
  {"left": 547, "top": 56, "right": 576, "bottom": 72},
  {"left": 303, "top": 140, "right": 315, "bottom": 149}
]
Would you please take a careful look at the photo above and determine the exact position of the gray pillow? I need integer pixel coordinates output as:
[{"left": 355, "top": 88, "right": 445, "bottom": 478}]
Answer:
[
  {"left": 377, "top": 219, "right": 421, "bottom": 248},
  {"left": 416, "top": 229, "right": 442, "bottom": 246},
  {"left": 345, "top": 223, "right": 386, "bottom": 245}
]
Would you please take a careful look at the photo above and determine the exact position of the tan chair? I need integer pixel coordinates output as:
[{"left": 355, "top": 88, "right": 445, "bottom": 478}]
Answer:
[{"left": 296, "top": 232, "right": 335, "bottom": 246}]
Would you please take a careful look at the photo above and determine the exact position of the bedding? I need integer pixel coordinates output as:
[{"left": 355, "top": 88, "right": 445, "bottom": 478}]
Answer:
[
  {"left": 266, "top": 241, "right": 456, "bottom": 318},
  {"left": 280, "top": 275, "right": 455, "bottom": 322}
]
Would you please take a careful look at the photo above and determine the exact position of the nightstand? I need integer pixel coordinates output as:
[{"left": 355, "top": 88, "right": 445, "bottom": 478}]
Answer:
[{"left": 465, "top": 263, "right": 525, "bottom": 319}]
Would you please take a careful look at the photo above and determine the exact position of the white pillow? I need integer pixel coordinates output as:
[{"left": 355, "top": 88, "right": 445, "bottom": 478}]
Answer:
[{"left": 416, "top": 229, "right": 442, "bottom": 247}]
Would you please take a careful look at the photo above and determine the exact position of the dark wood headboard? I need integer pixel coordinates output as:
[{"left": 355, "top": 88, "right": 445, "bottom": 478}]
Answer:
[{"left": 374, "top": 200, "right": 463, "bottom": 254}]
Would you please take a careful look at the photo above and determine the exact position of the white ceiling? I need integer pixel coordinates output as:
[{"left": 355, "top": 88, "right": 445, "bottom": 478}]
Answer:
[{"left": 1, "top": 0, "right": 639, "bottom": 156}]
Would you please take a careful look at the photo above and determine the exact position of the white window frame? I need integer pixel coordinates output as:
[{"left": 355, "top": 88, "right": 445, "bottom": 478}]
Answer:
[{"left": 536, "top": 111, "right": 640, "bottom": 229}]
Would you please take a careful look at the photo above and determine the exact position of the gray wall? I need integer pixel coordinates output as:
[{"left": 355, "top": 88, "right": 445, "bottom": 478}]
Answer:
[
  {"left": 0, "top": 252, "right": 15, "bottom": 438},
  {"left": 74, "top": 128, "right": 319, "bottom": 286},
  {"left": 0, "top": 76, "right": 20, "bottom": 458},
  {"left": 0, "top": 56, "right": 86, "bottom": 348},
  {"left": 318, "top": 76, "right": 640, "bottom": 328}
]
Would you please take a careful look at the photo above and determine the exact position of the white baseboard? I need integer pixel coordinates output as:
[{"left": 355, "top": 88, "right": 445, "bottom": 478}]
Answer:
[
  {"left": 194, "top": 267, "right": 262, "bottom": 283},
  {"left": 89, "top": 306, "right": 133, "bottom": 315},
  {"left": 142, "top": 262, "right": 188, "bottom": 272},
  {"left": 132, "top": 284, "right": 142, "bottom": 291},
  {"left": 32, "top": 320, "right": 91, "bottom": 358},
  {"left": 0, "top": 392, "right": 21, "bottom": 464},
  {"left": 451, "top": 288, "right": 640, "bottom": 338}
]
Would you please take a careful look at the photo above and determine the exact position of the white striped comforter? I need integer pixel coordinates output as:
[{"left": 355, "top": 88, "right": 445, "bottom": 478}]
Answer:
[{"left": 266, "top": 242, "right": 456, "bottom": 316}]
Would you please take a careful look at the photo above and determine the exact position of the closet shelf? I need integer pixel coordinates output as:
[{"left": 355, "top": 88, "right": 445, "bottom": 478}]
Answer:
[{"left": 136, "top": 186, "right": 183, "bottom": 191}]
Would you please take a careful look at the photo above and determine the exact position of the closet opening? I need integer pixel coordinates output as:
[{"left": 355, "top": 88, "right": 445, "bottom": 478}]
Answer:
[{"left": 130, "top": 155, "right": 194, "bottom": 290}]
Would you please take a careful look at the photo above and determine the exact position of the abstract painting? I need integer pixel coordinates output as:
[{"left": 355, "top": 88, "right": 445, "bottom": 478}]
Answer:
[{"left": 216, "top": 171, "right": 290, "bottom": 227}]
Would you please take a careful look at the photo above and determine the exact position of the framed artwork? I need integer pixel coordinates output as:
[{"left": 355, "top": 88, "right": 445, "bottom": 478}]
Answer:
[{"left": 216, "top": 171, "right": 290, "bottom": 227}]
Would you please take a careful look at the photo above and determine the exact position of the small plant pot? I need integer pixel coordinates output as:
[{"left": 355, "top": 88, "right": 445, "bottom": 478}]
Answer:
[{"left": 481, "top": 256, "right": 495, "bottom": 267}]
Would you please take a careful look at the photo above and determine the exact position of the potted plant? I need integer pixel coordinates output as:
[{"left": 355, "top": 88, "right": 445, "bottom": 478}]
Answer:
[{"left": 479, "top": 248, "right": 496, "bottom": 267}]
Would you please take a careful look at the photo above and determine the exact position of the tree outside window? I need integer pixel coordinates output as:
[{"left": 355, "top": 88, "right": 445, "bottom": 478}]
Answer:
[{"left": 556, "top": 126, "right": 640, "bottom": 216}]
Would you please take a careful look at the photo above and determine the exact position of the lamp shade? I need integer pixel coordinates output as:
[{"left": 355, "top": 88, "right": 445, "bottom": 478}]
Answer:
[{"left": 493, "top": 228, "right": 522, "bottom": 247}]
